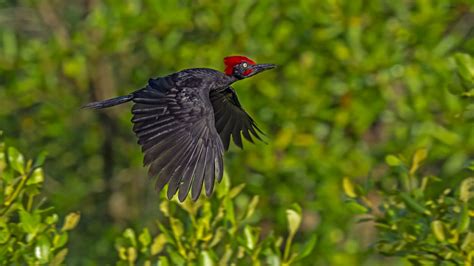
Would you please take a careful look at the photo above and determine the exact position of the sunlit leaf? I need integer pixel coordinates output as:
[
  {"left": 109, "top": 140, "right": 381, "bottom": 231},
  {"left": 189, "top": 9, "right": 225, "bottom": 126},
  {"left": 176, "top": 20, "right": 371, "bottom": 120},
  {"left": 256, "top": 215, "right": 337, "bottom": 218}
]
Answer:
[
  {"left": 157, "top": 256, "right": 170, "bottom": 266},
  {"left": 62, "top": 212, "right": 80, "bottom": 231},
  {"left": 199, "top": 250, "right": 215, "bottom": 266},
  {"left": 454, "top": 53, "right": 474, "bottom": 90},
  {"left": 457, "top": 203, "right": 470, "bottom": 234},
  {"left": 151, "top": 234, "right": 167, "bottom": 255},
  {"left": 26, "top": 168, "right": 44, "bottom": 185},
  {"left": 45, "top": 214, "right": 59, "bottom": 225},
  {"left": 118, "top": 247, "right": 127, "bottom": 260},
  {"left": 244, "top": 225, "right": 258, "bottom": 250},
  {"left": 123, "top": 228, "right": 137, "bottom": 247},
  {"left": 35, "top": 235, "right": 51, "bottom": 263},
  {"left": 19, "top": 209, "right": 41, "bottom": 235},
  {"left": 0, "top": 146, "right": 6, "bottom": 172},
  {"left": 53, "top": 233, "right": 68, "bottom": 248},
  {"left": 8, "top": 146, "right": 25, "bottom": 174},
  {"left": 460, "top": 177, "right": 474, "bottom": 202},
  {"left": 286, "top": 208, "right": 302, "bottom": 237},
  {"left": 160, "top": 201, "right": 170, "bottom": 217},
  {"left": 410, "top": 148, "right": 428, "bottom": 175},
  {"left": 342, "top": 177, "right": 357, "bottom": 198},
  {"left": 170, "top": 218, "right": 184, "bottom": 239},
  {"left": 244, "top": 196, "right": 259, "bottom": 220},
  {"left": 209, "top": 227, "right": 225, "bottom": 248},
  {"left": 228, "top": 183, "right": 246, "bottom": 199},
  {"left": 50, "top": 248, "right": 68, "bottom": 266},
  {"left": 431, "top": 220, "right": 446, "bottom": 242},
  {"left": 385, "top": 155, "right": 402, "bottom": 167},
  {"left": 346, "top": 201, "right": 368, "bottom": 214},
  {"left": 127, "top": 247, "right": 137, "bottom": 263},
  {"left": 139, "top": 228, "right": 151, "bottom": 250},
  {"left": 462, "top": 232, "right": 474, "bottom": 252}
]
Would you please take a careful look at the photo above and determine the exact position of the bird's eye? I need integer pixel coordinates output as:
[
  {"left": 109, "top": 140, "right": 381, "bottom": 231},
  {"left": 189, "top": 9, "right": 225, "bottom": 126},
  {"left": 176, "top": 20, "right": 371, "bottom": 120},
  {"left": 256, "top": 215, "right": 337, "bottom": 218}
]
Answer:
[{"left": 242, "top": 63, "right": 248, "bottom": 68}]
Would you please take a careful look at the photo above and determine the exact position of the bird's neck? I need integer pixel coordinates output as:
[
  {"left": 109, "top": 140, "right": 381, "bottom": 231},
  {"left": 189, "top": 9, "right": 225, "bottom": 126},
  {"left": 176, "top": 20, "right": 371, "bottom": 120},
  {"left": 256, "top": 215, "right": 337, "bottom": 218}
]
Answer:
[{"left": 215, "top": 73, "right": 238, "bottom": 89}]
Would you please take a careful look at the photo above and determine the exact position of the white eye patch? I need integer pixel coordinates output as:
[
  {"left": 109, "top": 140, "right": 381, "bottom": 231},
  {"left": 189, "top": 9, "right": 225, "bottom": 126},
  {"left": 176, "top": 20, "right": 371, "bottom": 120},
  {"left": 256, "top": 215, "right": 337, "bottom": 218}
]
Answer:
[{"left": 242, "top": 63, "right": 248, "bottom": 68}]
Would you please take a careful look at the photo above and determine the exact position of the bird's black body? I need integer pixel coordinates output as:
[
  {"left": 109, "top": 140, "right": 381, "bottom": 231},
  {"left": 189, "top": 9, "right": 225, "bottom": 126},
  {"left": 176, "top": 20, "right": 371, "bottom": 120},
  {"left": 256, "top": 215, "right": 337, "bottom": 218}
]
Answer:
[{"left": 84, "top": 57, "right": 275, "bottom": 201}]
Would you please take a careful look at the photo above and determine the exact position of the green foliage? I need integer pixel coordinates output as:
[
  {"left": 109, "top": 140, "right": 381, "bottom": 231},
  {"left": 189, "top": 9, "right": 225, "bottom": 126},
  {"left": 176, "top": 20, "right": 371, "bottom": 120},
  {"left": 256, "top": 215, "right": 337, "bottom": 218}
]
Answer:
[
  {"left": 115, "top": 174, "right": 315, "bottom": 265},
  {"left": 449, "top": 53, "right": 474, "bottom": 97},
  {"left": 0, "top": 132, "right": 80, "bottom": 265},
  {"left": 0, "top": 0, "right": 473, "bottom": 265},
  {"left": 347, "top": 148, "right": 474, "bottom": 264}
]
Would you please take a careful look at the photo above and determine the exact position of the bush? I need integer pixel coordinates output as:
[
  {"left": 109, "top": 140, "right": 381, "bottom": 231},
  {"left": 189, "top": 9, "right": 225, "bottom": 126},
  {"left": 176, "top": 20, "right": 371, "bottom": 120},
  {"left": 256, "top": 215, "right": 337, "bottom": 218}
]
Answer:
[
  {"left": 115, "top": 174, "right": 316, "bottom": 265},
  {"left": 0, "top": 132, "right": 80, "bottom": 265},
  {"left": 346, "top": 148, "right": 474, "bottom": 264},
  {"left": 344, "top": 53, "right": 474, "bottom": 265}
]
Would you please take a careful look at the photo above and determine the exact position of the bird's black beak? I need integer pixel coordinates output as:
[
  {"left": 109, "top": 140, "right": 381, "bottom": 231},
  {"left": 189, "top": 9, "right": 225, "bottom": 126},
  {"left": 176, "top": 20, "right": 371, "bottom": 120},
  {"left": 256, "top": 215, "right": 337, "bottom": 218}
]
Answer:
[{"left": 247, "top": 63, "right": 276, "bottom": 77}]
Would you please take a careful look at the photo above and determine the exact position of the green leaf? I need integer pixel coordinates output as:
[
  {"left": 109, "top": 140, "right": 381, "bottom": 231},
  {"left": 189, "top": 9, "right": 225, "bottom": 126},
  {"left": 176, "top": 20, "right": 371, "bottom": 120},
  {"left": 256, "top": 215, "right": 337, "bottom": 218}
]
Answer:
[
  {"left": 460, "top": 177, "right": 474, "bottom": 202},
  {"left": 118, "top": 247, "right": 127, "bottom": 260},
  {"left": 228, "top": 183, "right": 246, "bottom": 199},
  {"left": 0, "top": 147, "right": 6, "bottom": 172},
  {"left": 157, "top": 256, "right": 170, "bottom": 266},
  {"left": 286, "top": 208, "right": 302, "bottom": 237},
  {"left": 385, "top": 155, "right": 402, "bottom": 167},
  {"left": 244, "top": 196, "right": 259, "bottom": 220},
  {"left": 0, "top": 222, "right": 10, "bottom": 244},
  {"left": 50, "top": 248, "right": 68, "bottom": 266},
  {"left": 123, "top": 228, "right": 137, "bottom": 247},
  {"left": 139, "top": 228, "right": 151, "bottom": 251},
  {"left": 457, "top": 203, "right": 470, "bottom": 233},
  {"left": 399, "top": 192, "right": 430, "bottom": 215},
  {"left": 26, "top": 168, "right": 44, "bottom": 185},
  {"left": 33, "top": 151, "right": 48, "bottom": 169},
  {"left": 127, "top": 247, "right": 137, "bottom": 263},
  {"left": 8, "top": 146, "right": 25, "bottom": 174},
  {"left": 216, "top": 171, "right": 231, "bottom": 199},
  {"left": 61, "top": 212, "right": 80, "bottom": 231},
  {"left": 431, "top": 220, "right": 446, "bottom": 242},
  {"left": 35, "top": 235, "right": 51, "bottom": 263},
  {"left": 454, "top": 53, "right": 474, "bottom": 82},
  {"left": 160, "top": 201, "right": 170, "bottom": 217},
  {"left": 53, "top": 233, "right": 68, "bottom": 249},
  {"left": 296, "top": 235, "right": 317, "bottom": 260},
  {"left": 346, "top": 201, "right": 369, "bottom": 214},
  {"left": 151, "top": 234, "right": 167, "bottom": 255},
  {"left": 410, "top": 148, "right": 428, "bottom": 175},
  {"left": 244, "top": 225, "right": 258, "bottom": 250},
  {"left": 462, "top": 232, "right": 474, "bottom": 252},
  {"left": 45, "top": 214, "right": 59, "bottom": 225},
  {"left": 209, "top": 227, "right": 225, "bottom": 248},
  {"left": 19, "top": 209, "right": 41, "bottom": 235},
  {"left": 199, "top": 250, "right": 215, "bottom": 266},
  {"left": 170, "top": 218, "right": 184, "bottom": 239},
  {"left": 342, "top": 177, "right": 357, "bottom": 198},
  {"left": 224, "top": 197, "right": 236, "bottom": 225}
]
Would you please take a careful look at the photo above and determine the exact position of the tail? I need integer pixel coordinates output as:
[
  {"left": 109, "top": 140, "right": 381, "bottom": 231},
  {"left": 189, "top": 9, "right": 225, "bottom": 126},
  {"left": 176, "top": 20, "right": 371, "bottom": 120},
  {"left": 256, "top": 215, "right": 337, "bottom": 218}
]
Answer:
[{"left": 82, "top": 94, "right": 134, "bottom": 109}]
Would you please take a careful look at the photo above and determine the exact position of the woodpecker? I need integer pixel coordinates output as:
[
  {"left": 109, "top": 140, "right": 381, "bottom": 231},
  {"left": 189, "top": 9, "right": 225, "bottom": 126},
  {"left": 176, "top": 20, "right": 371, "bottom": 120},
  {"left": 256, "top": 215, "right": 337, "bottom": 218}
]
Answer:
[{"left": 84, "top": 56, "right": 275, "bottom": 201}]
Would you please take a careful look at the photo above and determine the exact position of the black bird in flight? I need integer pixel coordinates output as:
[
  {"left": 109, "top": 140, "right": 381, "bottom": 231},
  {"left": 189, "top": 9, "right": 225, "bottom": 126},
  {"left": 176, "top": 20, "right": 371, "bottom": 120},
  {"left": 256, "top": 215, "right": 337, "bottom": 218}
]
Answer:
[{"left": 84, "top": 56, "right": 275, "bottom": 201}]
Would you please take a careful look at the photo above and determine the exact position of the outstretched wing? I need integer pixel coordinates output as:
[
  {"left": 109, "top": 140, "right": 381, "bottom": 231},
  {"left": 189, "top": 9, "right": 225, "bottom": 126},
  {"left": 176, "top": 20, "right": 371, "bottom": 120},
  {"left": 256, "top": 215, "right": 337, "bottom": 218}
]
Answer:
[
  {"left": 210, "top": 87, "right": 264, "bottom": 150},
  {"left": 132, "top": 76, "right": 224, "bottom": 202}
]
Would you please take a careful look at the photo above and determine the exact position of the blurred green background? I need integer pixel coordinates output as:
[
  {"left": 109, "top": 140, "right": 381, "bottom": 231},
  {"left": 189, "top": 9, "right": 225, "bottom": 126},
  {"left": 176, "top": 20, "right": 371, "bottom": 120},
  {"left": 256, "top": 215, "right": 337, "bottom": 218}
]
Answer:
[{"left": 1, "top": 0, "right": 473, "bottom": 265}]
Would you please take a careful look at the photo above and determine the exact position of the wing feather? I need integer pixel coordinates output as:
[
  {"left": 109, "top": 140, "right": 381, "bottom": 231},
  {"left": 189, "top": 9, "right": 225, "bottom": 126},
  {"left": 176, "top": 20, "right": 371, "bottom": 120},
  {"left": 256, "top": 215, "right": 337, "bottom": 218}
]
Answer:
[
  {"left": 130, "top": 76, "right": 224, "bottom": 201},
  {"left": 210, "top": 87, "right": 264, "bottom": 151}
]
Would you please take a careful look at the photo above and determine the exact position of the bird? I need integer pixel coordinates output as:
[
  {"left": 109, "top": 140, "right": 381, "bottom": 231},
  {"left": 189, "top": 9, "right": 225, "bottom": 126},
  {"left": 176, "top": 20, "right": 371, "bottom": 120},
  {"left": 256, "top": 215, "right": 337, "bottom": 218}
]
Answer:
[{"left": 83, "top": 56, "right": 275, "bottom": 202}]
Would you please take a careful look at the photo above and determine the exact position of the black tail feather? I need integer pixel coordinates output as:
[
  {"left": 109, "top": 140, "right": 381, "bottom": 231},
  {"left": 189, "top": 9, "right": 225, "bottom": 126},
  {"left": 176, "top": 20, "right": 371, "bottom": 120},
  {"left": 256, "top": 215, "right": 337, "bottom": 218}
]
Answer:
[{"left": 82, "top": 94, "right": 134, "bottom": 109}]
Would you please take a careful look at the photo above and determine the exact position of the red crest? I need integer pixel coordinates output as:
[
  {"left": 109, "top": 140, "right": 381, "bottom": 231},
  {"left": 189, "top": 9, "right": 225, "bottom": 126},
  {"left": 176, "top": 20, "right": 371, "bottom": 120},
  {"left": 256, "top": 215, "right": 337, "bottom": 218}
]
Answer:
[{"left": 224, "top": 56, "right": 256, "bottom": 75}]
